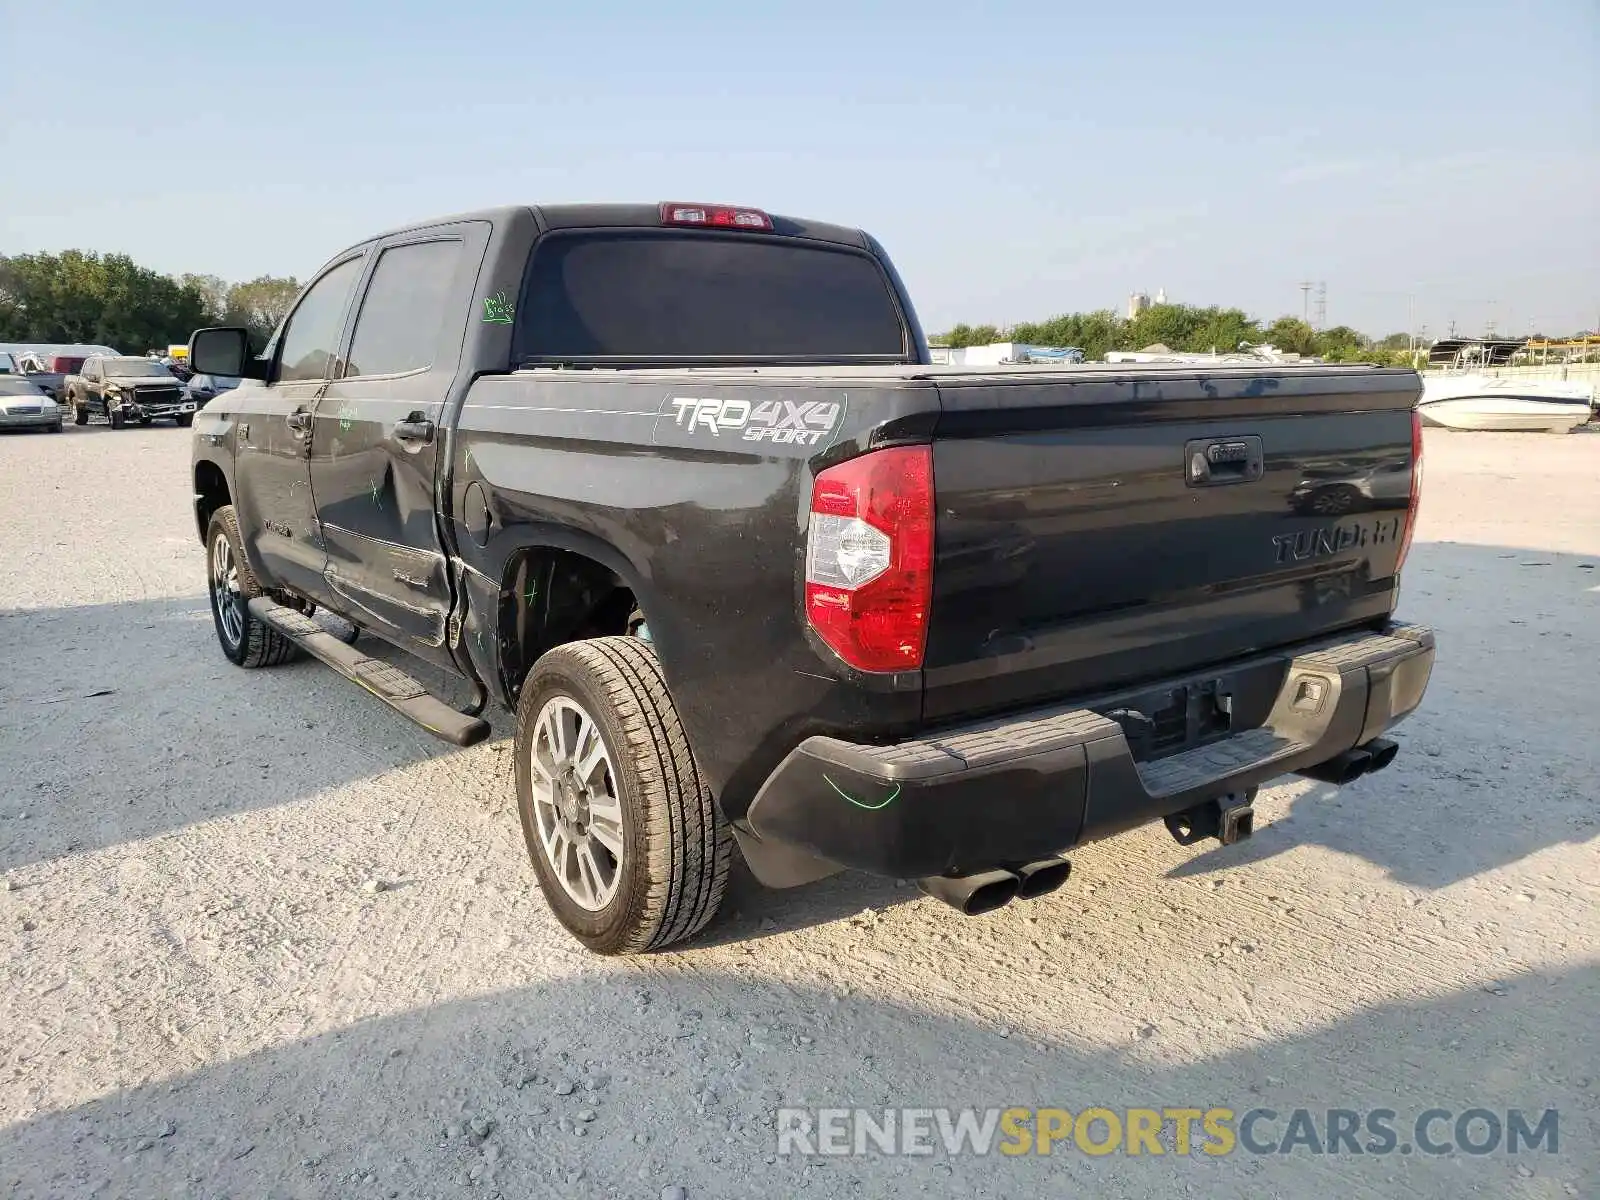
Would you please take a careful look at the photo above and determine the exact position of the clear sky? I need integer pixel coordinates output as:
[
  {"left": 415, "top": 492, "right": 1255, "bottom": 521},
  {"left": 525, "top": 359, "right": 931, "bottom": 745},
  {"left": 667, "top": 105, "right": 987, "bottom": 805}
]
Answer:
[{"left": 3, "top": 0, "right": 1596, "bottom": 338}]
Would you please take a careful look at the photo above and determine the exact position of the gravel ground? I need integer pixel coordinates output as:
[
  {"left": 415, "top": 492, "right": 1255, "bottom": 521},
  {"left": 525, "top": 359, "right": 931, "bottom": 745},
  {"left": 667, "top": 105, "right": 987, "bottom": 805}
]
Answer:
[{"left": 2, "top": 423, "right": 1596, "bottom": 1199}]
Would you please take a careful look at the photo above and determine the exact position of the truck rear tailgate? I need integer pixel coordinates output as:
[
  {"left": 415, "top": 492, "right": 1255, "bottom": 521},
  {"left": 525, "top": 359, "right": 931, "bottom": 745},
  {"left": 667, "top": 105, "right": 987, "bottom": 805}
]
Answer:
[{"left": 922, "top": 365, "right": 1421, "bottom": 723}]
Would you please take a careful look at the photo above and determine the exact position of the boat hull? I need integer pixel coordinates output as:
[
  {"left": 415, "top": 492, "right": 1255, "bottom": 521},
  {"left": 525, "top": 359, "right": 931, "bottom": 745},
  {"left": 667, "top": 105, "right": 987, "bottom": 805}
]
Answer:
[{"left": 1418, "top": 374, "right": 1594, "bottom": 434}]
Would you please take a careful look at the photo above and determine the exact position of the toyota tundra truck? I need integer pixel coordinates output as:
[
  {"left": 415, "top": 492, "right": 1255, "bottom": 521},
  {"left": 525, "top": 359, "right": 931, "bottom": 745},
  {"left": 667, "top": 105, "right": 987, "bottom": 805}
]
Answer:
[{"left": 186, "top": 201, "right": 1434, "bottom": 955}]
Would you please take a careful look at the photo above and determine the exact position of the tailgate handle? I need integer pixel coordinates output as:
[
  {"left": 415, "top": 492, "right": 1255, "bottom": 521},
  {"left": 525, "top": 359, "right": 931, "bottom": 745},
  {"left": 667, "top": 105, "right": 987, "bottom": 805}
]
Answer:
[{"left": 1186, "top": 435, "right": 1264, "bottom": 487}]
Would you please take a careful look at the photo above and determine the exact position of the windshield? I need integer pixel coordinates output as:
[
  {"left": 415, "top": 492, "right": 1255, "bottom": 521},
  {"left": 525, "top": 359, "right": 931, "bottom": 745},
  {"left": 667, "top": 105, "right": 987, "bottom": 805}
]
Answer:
[
  {"left": 105, "top": 358, "right": 174, "bottom": 378},
  {"left": 0, "top": 377, "right": 46, "bottom": 396}
]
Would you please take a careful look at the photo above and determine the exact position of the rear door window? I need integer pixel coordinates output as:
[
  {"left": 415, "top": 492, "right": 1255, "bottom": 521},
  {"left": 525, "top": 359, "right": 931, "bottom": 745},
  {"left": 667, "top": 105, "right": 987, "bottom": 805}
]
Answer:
[
  {"left": 515, "top": 231, "right": 907, "bottom": 362},
  {"left": 343, "top": 239, "right": 464, "bottom": 378}
]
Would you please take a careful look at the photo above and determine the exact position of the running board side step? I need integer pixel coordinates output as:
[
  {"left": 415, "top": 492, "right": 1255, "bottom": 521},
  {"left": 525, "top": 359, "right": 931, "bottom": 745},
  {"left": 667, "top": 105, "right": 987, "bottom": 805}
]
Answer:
[{"left": 248, "top": 597, "right": 491, "bottom": 747}]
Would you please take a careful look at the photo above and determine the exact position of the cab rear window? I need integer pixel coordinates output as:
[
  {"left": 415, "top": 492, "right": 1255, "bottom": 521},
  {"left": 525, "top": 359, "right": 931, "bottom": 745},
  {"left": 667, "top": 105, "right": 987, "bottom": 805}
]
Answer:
[{"left": 514, "top": 231, "right": 907, "bottom": 363}]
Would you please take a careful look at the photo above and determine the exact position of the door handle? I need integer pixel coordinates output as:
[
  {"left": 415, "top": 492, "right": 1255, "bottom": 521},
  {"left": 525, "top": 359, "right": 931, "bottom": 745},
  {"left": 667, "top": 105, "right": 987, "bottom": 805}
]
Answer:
[
  {"left": 394, "top": 416, "right": 435, "bottom": 445},
  {"left": 285, "top": 410, "right": 313, "bottom": 434}
]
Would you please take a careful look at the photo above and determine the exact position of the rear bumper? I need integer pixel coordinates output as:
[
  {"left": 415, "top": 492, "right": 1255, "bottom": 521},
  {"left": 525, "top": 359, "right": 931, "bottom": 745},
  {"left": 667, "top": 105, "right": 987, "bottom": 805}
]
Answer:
[{"left": 744, "top": 622, "right": 1435, "bottom": 880}]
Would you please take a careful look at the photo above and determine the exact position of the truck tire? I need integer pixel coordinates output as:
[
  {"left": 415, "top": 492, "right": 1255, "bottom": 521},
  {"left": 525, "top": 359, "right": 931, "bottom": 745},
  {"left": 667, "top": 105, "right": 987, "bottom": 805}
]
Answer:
[
  {"left": 73, "top": 398, "right": 87, "bottom": 425},
  {"left": 108, "top": 403, "right": 125, "bottom": 429},
  {"left": 514, "top": 636, "right": 731, "bottom": 955},
  {"left": 175, "top": 413, "right": 193, "bottom": 428},
  {"left": 205, "top": 505, "right": 300, "bottom": 668}
]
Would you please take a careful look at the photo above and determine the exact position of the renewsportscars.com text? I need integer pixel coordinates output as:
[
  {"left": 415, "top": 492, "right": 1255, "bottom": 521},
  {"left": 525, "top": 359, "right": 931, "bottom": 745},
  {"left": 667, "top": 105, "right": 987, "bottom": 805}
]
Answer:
[{"left": 775, "top": 1106, "right": 1559, "bottom": 1158}]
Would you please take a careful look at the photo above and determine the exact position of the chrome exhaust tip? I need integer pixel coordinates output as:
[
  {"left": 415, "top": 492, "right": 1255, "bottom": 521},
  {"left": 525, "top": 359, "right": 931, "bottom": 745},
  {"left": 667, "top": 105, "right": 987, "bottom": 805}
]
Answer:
[
  {"left": 1363, "top": 737, "right": 1400, "bottom": 773},
  {"left": 917, "top": 868, "right": 1021, "bottom": 916},
  {"left": 1296, "top": 748, "right": 1372, "bottom": 786},
  {"left": 1014, "top": 858, "right": 1073, "bottom": 900}
]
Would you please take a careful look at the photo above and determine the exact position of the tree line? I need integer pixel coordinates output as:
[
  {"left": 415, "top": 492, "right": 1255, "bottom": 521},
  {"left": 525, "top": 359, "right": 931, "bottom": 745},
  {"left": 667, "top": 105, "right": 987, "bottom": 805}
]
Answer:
[
  {"left": 937, "top": 306, "right": 1418, "bottom": 366},
  {"left": 0, "top": 250, "right": 299, "bottom": 353},
  {"left": 1, "top": 246, "right": 1543, "bottom": 369}
]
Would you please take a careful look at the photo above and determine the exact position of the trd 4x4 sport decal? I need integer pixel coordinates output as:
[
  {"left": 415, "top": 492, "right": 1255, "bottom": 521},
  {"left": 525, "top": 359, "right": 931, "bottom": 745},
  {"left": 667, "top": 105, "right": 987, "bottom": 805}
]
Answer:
[{"left": 653, "top": 394, "right": 848, "bottom": 452}]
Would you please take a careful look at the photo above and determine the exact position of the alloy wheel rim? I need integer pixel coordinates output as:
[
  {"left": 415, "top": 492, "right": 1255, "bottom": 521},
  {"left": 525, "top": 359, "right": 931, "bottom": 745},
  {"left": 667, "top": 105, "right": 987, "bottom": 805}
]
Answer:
[
  {"left": 529, "top": 696, "right": 624, "bottom": 911},
  {"left": 210, "top": 532, "right": 244, "bottom": 647}
]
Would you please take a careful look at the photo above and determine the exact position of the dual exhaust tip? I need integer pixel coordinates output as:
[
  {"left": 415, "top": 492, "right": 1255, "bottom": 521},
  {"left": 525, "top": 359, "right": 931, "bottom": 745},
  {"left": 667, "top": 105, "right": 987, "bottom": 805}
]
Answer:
[
  {"left": 1296, "top": 736, "right": 1399, "bottom": 786},
  {"left": 917, "top": 737, "right": 1403, "bottom": 917},
  {"left": 917, "top": 857, "right": 1071, "bottom": 916}
]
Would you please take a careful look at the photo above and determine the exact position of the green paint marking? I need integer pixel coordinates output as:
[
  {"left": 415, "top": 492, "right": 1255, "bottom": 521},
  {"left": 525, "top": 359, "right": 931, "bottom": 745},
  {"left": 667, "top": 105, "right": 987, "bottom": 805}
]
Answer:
[
  {"left": 823, "top": 774, "right": 901, "bottom": 811},
  {"left": 482, "top": 292, "right": 514, "bottom": 324}
]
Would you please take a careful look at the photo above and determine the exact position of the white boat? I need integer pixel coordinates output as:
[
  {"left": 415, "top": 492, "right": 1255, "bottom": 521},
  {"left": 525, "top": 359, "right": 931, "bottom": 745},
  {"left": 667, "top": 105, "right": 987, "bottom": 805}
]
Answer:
[
  {"left": 1417, "top": 339, "right": 1594, "bottom": 433},
  {"left": 1104, "top": 342, "right": 1323, "bottom": 366}
]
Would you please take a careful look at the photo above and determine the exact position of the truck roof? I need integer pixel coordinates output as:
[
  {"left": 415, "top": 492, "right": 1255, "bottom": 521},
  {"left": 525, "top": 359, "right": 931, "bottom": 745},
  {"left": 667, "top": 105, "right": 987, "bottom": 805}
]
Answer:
[{"left": 345, "top": 203, "right": 873, "bottom": 256}]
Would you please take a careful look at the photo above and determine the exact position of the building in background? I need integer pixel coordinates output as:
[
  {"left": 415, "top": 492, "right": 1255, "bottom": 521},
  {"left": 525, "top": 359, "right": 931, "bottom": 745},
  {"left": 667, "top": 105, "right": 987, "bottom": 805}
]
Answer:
[{"left": 1127, "top": 288, "right": 1168, "bottom": 319}]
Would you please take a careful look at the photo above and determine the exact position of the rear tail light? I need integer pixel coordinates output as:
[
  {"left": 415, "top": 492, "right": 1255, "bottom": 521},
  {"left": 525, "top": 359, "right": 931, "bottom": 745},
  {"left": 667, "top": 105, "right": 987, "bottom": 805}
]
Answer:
[
  {"left": 659, "top": 202, "right": 773, "bottom": 231},
  {"left": 1397, "top": 408, "right": 1423, "bottom": 571},
  {"left": 805, "top": 446, "right": 934, "bottom": 672}
]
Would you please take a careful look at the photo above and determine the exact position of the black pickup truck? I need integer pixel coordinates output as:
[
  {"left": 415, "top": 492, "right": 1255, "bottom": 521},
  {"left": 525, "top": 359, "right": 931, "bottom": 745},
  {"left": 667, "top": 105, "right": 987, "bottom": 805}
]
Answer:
[{"left": 187, "top": 202, "right": 1434, "bottom": 955}]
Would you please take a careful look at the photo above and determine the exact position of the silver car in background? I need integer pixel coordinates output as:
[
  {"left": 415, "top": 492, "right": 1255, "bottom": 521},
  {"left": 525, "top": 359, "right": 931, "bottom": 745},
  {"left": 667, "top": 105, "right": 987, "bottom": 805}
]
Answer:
[{"left": 0, "top": 376, "right": 65, "bottom": 433}]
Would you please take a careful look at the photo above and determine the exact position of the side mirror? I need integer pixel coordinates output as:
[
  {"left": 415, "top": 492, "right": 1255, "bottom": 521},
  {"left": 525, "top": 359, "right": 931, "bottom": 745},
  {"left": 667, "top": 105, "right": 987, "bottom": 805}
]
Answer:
[{"left": 189, "top": 327, "right": 262, "bottom": 380}]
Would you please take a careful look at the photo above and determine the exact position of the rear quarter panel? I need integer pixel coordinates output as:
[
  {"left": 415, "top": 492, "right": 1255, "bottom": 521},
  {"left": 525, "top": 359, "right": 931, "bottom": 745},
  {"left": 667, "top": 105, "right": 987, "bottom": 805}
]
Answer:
[{"left": 450, "top": 371, "right": 937, "bottom": 817}]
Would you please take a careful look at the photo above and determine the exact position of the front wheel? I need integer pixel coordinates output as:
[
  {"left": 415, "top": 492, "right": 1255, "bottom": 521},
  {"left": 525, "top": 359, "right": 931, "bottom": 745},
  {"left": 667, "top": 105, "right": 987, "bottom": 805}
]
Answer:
[
  {"left": 175, "top": 413, "right": 193, "bottom": 428},
  {"left": 108, "top": 404, "right": 125, "bottom": 429},
  {"left": 73, "top": 399, "right": 87, "bottom": 425},
  {"left": 205, "top": 505, "right": 300, "bottom": 668},
  {"left": 514, "top": 637, "right": 731, "bottom": 955}
]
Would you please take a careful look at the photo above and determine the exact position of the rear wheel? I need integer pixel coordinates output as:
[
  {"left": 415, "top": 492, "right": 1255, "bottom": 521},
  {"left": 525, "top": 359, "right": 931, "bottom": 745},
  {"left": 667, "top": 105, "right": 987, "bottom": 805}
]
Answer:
[
  {"left": 206, "top": 505, "right": 300, "bottom": 668},
  {"left": 514, "top": 637, "right": 730, "bottom": 955}
]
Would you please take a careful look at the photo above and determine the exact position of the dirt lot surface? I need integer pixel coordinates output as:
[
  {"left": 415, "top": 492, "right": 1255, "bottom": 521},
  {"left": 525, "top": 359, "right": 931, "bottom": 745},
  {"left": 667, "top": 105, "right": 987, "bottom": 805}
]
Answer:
[{"left": 2, "top": 424, "right": 1596, "bottom": 1199}]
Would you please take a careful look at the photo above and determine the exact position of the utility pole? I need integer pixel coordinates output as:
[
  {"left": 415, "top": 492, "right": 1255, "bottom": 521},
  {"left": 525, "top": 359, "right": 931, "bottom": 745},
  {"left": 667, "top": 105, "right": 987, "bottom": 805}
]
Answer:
[
  {"left": 1313, "top": 281, "right": 1327, "bottom": 332},
  {"left": 1299, "top": 281, "right": 1313, "bottom": 323}
]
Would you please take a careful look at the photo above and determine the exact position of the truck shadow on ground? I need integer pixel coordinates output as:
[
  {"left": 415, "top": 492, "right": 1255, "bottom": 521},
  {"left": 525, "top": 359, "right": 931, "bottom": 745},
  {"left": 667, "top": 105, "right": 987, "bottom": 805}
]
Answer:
[
  {"left": 0, "top": 596, "right": 465, "bottom": 874},
  {"left": 3, "top": 961, "right": 1592, "bottom": 1198},
  {"left": 6, "top": 536, "right": 1596, "bottom": 915},
  {"left": 1169, "top": 541, "right": 1598, "bottom": 890},
  {"left": 699, "top": 861, "right": 913, "bottom": 946}
]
